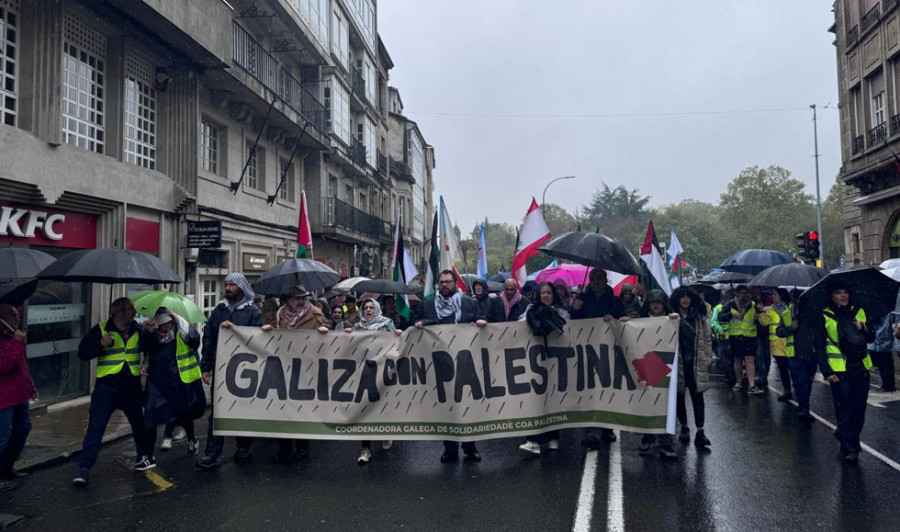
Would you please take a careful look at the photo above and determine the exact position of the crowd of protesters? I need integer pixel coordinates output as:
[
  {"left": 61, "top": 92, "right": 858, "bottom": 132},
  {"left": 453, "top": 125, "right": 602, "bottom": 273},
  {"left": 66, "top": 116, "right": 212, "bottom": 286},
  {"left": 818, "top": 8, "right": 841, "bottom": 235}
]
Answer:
[{"left": 1, "top": 264, "right": 897, "bottom": 492}]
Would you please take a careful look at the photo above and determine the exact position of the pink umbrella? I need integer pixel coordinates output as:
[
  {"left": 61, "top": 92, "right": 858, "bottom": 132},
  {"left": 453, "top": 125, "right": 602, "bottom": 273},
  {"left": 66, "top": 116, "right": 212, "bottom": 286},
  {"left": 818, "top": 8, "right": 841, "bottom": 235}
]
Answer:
[{"left": 536, "top": 264, "right": 593, "bottom": 286}]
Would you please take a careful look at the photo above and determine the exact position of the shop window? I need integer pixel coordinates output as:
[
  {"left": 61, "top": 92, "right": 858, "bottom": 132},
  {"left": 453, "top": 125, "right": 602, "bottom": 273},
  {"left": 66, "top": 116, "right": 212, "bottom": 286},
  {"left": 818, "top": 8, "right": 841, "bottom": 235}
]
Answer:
[
  {"left": 62, "top": 16, "right": 105, "bottom": 153},
  {"left": 0, "top": 1, "right": 19, "bottom": 127}
]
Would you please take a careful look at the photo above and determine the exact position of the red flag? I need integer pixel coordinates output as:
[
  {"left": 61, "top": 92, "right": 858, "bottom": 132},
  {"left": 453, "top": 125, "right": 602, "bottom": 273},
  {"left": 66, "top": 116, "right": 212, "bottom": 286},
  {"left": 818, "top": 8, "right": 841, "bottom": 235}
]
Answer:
[
  {"left": 512, "top": 198, "right": 551, "bottom": 287},
  {"left": 296, "top": 191, "right": 312, "bottom": 258}
]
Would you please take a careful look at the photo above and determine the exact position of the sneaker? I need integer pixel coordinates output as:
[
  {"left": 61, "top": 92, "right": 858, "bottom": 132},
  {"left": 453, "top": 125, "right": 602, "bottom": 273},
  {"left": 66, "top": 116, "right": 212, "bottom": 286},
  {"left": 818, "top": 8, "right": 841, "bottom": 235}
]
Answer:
[
  {"left": 0, "top": 479, "right": 19, "bottom": 492},
  {"left": 357, "top": 448, "right": 373, "bottom": 465},
  {"left": 72, "top": 468, "right": 90, "bottom": 487},
  {"left": 694, "top": 430, "right": 711, "bottom": 448},
  {"left": 518, "top": 441, "right": 541, "bottom": 454},
  {"left": 381, "top": 440, "right": 393, "bottom": 451},
  {"left": 195, "top": 455, "right": 220, "bottom": 470},
  {"left": 160, "top": 438, "right": 173, "bottom": 451},
  {"left": 678, "top": 426, "right": 690, "bottom": 443},
  {"left": 547, "top": 439, "right": 560, "bottom": 451},
  {"left": 599, "top": 428, "right": 617, "bottom": 443},
  {"left": 732, "top": 382, "right": 742, "bottom": 390},
  {"left": 463, "top": 444, "right": 482, "bottom": 462},
  {"left": 233, "top": 448, "right": 252, "bottom": 464},
  {"left": 777, "top": 393, "right": 793, "bottom": 402},
  {"left": 440, "top": 450, "right": 458, "bottom": 463},
  {"left": 134, "top": 456, "right": 157, "bottom": 472},
  {"left": 187, "top": 439, "right": 200, "bottom": 456},
  {"left": 172, "top": 426, "right": 187, "bottom": 441},
  {"left": 659, "top": 445, "right": 678, "bottom": 460},
  {"left": 638, "top": 435, "right": 654, "bottom": 455},
  {"left": 748, "top": 386, "right": 764, "bottom": 395}
]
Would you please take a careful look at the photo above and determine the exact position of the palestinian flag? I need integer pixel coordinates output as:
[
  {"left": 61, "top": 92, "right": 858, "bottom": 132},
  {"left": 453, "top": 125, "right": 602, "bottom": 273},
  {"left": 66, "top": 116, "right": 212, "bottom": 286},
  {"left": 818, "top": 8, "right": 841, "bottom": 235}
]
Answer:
[
  {"left": 296, "top": 191, "right": 312, "bottom": 258},
  {"left": 392, "top": 211, "right": 418, "bottom": 320},
  {"left": 424, "top": 210, "right": 440, "bottom": 300},
  {"left": 640, "top": 220, "right": 671, "bottom": 295}
]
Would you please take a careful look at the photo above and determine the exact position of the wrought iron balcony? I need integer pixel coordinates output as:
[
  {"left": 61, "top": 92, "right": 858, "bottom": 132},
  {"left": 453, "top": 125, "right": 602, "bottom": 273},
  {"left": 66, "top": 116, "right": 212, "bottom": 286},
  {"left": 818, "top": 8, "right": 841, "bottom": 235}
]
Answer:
[
  {"left": 868, "top": 122, "right": 887, "bottom": 147},
  {"left": 377, "top": 149, "right": 388, "bottom": 176},
  {"left": 350, "top": 137, "right": 367, "bottom": 168},
  {"left": 887, "top": 0, "right": 899, "bottom": 13},
  {"left": 847, "top": 24, "right": 859, "bottom": 47},
  {"left": 351, "top": 66, "right": 366, "bottom": 102},
  {"left": 891, "top": 114, "right": 900, "bottom": 136},
  {"left": 232, "top": 22, "right": 326, "bottom": 134},
  {"left": 852, "top": 134, "right": 865, "bottom": 155},
  {"left": 324, "top": 197, "right": 392, "bottom": 241},
  {"left": 861, "top": 5, "right": 881, "bottom": 34}
]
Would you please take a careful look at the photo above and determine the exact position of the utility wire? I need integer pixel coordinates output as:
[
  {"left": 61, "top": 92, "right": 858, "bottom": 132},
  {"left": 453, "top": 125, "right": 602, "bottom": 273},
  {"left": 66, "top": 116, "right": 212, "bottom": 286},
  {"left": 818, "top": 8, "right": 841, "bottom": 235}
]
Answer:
[{"left": 403, "top": 106, "right": 837, "bottom": 119}]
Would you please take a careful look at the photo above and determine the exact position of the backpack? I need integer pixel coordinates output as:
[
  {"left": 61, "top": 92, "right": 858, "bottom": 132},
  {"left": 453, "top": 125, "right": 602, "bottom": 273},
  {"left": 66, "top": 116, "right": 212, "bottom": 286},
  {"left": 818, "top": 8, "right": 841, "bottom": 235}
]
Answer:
[{"left": 838, "top": 310, "right": 868, "bottom": 360}]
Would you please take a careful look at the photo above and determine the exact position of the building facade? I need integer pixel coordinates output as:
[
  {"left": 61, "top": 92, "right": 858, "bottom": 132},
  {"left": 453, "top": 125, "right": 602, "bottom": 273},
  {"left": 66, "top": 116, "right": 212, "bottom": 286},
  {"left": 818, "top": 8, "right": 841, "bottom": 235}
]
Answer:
[
  {"left": 0, "top": 0, "right": 434, "bottom": 403},
  {"left": 832, "top": 0, "right": 900, "bottom": 265}
]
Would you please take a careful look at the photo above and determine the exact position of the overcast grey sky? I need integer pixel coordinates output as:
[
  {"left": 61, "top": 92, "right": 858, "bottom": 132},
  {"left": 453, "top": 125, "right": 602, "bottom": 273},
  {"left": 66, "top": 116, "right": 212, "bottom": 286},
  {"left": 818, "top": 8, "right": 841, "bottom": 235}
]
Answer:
[{"left": 378, "top": 1, "right": 841, "bottom": 235}]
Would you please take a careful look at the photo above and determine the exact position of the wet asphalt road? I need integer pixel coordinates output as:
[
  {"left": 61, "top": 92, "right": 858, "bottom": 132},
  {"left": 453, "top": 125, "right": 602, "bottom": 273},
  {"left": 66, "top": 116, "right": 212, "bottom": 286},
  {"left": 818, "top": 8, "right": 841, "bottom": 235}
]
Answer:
[{"left": 3, "top": 369, "right": 900, "bottom": 531}]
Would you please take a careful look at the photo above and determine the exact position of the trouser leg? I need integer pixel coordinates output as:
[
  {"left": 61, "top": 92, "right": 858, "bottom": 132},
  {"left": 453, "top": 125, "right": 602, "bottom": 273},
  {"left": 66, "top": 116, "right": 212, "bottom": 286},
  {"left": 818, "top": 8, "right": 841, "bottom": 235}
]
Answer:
[
  {"left": 119, "top": 377, "right": 152, "bottom": 459},
  {"left": 178, "top": 418, "right": 195, "bottom": 440},
  {"left": 871, "top": 352, "right": 896, "bottom": 391},
  {"left": 788, "top": 358, "right": 810, "bottom": 416},
  {"left": 443, "top": 440, "right": 459, "bottom": 453},
  {"left": 846, "top": 367, "right": 870, "bottom": 454},
  {"left": 774, "top": 356, "right": 792, "bottom": 396},
  {"left": 204, "top": 376, "right": 223, "bottom": 459},
  {"left": 78, "top": 380, "right": 118, "bottom": 470},
  {"left": 0, "top": 402, "right": 31, "bottom": 474},
  {"left": 689, "top": 389, "right": 705, "bottom": 428},
  {"left": 676, "top": 392, "right": 687, "bottom": 427},
  {"left": 719, "top": 341, "right": 735, "bottom": 385},
  {"left": 829, "top": 375, "right": 852, "bottom": 455}
]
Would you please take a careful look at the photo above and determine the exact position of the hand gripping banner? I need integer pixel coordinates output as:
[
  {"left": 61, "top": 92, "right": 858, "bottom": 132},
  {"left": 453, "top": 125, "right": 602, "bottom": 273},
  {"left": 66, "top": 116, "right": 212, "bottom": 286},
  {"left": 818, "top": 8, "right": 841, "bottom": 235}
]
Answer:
[{"left": 212, "top": 317, "right": 679, "bottom": 441}]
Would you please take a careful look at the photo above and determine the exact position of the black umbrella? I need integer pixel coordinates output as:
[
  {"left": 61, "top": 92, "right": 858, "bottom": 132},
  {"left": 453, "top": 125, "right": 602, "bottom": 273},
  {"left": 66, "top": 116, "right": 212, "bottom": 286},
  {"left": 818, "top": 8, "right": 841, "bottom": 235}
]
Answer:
[
  {"left": 687, "top": 283, "right": 721, "bottom": 307},
  {"left": 489, "top": 272, "right": 511, "bottom": 283},
  {"left": 719, "top": 249, "right": 796, "bottom": 276},
  {"left": 706, "top": 271, "right": 753, "bottom": 285},
  {"left": 252, "top": 258, "right": 341, "bottom": 296},
  {"left": 348, "top": 279, "right": 414, "bottom": 294},
  {"left": 749, "top": 262, "right": 828, "bottom": 289},
  {"left": 37, "top": 248, "right": 182, "bottom": 285},
  {"left": 537, "top": 231, "right": 642, "bottom": 275},
  {"left": 0, "top": 248, "right": 56, "bottom": 281},
  {"left": 0, "top": 279, "right": 39, "bottom": 306},
  {"left": 798, "top": 266, "right": 900, "bottom": 326}
]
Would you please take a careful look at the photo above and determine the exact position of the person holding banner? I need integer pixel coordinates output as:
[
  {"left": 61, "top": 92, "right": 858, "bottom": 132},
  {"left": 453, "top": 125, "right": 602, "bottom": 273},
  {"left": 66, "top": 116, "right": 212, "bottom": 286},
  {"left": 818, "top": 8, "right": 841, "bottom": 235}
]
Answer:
[
  {"left": 470, "top": 279, "right": 493, "bottom": 322},
  {"left": 517, "top": 282, "right": 570, "bottom": 454},
  {"left": 489, "top": 278, "right": 529, "bottom": 322},
  {"left": 669, "top": 286, "right": 712, "bottom": 450},
  {"left": 346, "top": 299, "right": 403, "bottom": 464},
  {"left": 196, "top": 273, "right": 263, "bottom": 470},
  {"left": 636, "top": 290, "right": 680, "bottom": 459},
  {"left": 415, "top": 270, "right": 487, "bottom": 463},
  {"left": 269, "top": 285, "right": 329, "bottom": 463},
  {"left": 141, "top": 309, "right": 205, "bottom": 458}
]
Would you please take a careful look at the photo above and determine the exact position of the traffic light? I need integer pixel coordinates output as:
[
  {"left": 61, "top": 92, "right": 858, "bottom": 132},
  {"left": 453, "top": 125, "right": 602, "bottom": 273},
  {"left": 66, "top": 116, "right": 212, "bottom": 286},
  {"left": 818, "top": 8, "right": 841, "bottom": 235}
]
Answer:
[
  {"left": 796, "top": 232, "right": 811, "bottom": 262},
  {"left": 808, "top": 231, "right": 820, "bottom": 260}
]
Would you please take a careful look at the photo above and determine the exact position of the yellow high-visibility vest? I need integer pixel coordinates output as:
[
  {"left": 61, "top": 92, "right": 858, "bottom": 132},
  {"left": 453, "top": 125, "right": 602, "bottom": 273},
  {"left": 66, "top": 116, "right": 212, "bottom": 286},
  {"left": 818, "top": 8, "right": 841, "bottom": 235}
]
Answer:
[
  {"left": 730, "top": 305, "right": 757, "bottom": 338},
  {"left": 823, "top": 307, "right": 872, "bottom": 372},
  {"left": 96, "top": 321, "right": 141, "bottom": 378},
  {"left": 174, "top": 333, "right": 202, "bottom": 383}
]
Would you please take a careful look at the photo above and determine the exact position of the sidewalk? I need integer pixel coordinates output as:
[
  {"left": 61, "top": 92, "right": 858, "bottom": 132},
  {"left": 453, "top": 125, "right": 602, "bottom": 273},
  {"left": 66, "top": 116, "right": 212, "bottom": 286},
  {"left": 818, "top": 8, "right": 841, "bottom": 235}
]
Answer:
[{"left": 17, "top": 397, "right": 134, "bottom": 473}]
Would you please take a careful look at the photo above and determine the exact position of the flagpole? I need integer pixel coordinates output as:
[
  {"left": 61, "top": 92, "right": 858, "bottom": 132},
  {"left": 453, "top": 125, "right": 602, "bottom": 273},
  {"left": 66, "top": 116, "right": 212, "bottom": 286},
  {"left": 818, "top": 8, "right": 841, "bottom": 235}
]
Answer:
[{"left": 811, "top": 103, "right": 824, "bottom": 268}]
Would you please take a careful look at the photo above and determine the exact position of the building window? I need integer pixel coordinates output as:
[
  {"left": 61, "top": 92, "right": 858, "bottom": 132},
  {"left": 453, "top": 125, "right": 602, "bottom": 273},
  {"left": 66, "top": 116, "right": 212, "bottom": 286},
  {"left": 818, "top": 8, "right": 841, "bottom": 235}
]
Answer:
[
  {"left": 245, "top": 141, "right": 265, "bottom": 191},
  {"left": 201, "top": 278, "right": 219, "bottom": 317},
  {"left": 279, "top": 159, "right": 294, "bottom": 202},
  {"left": 0, "top": 1, "right": 19, "bottom": 127},
  {"left": 324, "top": 78, "right": 349, "bottom": 143},
  {"left": 345, "top": 184, "right": 354, "bottom": 206},
  {"left": 62, "top": 16, "right": 105, "bottom": 153},
  {"left": 327, "top": 174, "right": 337, "bottom": 223},
  {"left": 873, "top": 91, "right": 886, "bottom": 127},
  {"left": 200, "top": 120, "right": 219, "bottom": 174},
  {"left": 323, "top": 85, "right": 332, "bottom": 131},
  {"left": 123, "top": 54, "right": 156, "bottom": 169}
]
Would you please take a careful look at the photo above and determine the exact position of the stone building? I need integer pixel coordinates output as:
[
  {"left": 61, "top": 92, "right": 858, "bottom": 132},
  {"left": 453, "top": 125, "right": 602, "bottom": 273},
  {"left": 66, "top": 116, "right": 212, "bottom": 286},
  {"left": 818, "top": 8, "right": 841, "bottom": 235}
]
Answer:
[{"left": 0, "top": 0, "right": 434, "bottom": 403}]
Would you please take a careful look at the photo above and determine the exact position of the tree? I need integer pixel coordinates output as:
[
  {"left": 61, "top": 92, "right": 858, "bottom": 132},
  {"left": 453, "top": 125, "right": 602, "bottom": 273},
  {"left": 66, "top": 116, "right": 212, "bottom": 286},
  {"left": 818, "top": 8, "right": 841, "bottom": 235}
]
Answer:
[
  {"left": 821, "top": 174, "right": 844, "bottom": 269},
  {"left": 461, "top": 219, "right": 517, "bottom": 276},
  {"left": 654, "top": 200, "right": 729, "bottom": 271},
  {"left": 719, "top": 165, "right": 816, "bottom": 255},
  {"left": 542, "top": 203, "right": 576, "bottom": 236},
  {"left": 579, "top": 183, "right": 653, "bottom": 254}
]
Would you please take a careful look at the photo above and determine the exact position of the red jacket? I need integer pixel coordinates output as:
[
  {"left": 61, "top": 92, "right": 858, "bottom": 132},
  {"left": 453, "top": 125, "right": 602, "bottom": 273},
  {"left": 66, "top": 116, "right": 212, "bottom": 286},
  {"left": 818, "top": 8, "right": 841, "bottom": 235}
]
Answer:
[{"left": 0, "top": 334, "right": 35, "bottom": 409}]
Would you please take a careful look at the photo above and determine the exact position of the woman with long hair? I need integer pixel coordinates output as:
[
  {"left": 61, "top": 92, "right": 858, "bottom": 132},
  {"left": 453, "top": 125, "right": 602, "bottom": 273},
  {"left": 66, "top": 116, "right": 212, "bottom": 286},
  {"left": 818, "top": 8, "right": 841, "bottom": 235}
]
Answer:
[{"left": 669, "top": 286, "right": 713, "bottom": 451}]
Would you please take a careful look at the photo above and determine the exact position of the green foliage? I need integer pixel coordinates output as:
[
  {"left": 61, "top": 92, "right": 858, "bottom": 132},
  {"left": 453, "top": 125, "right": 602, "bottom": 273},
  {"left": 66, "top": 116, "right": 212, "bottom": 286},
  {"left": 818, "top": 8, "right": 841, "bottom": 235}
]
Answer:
[
  {"left": 653, "top": 200, "right": 729, "bottom": 271},
  {"left": 821, "top": 174, "right": 844, "bottom": 268},
  {"left": 579, "top": 183, "right": 653, "bottom": 253}
]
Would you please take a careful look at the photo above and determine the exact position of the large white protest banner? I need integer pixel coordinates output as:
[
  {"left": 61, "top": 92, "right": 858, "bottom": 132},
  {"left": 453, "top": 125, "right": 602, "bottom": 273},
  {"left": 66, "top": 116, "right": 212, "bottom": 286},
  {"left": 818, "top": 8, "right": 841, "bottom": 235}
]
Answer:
[{"left": 212, "top": 317, "right": 679, "bottom": 441}]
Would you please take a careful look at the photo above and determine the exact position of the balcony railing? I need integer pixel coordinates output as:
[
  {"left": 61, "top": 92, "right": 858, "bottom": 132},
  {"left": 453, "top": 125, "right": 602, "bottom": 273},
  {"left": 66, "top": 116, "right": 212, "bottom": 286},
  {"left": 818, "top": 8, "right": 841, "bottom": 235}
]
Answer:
[
  {"left": 847, "top": 24, "right": 859, "bottom": 47},
  {"left": 232, "top": 22, "right": 326, "bottom": 134},
  {"left": 325, "top": 197, "right": 391, "bottom": 241},
  {"left": 351, "top": 66, "right": 366, "bottom": 102},
  {"left": 868, "top": 122, "right": 887, "bottom": 147},
  {"left": 891, "top": 114, "right": 900, "bottom": 136},
  {"left": 861, "top": 5, "right": 881, "bottom": 34},
  {"left": 376, "top": 149, "right": 388, "bottom": 175},
  {"left": 852, "top": 134, "right": 865, "bottom": 155},
  {"left": 350, "top": 137, "right": 367, "bottom": 168},
  {"left": 887, "top": 0, "right": 899, "bottom": 13}
]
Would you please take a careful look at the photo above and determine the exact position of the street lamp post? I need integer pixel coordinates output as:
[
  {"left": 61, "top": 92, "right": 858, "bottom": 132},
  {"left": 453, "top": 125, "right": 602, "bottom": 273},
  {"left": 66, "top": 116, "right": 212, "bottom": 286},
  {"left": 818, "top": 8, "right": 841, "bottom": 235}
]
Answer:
[{"left": 542, "top": 175, "right": 576, "bottom": 210}]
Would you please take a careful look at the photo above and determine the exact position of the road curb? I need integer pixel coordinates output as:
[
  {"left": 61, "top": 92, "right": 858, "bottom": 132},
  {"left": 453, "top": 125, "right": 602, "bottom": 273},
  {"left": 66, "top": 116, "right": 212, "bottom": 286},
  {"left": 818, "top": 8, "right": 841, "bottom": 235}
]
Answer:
[{"left": 17, "top": 429, "right": 134, "bottom": 475}]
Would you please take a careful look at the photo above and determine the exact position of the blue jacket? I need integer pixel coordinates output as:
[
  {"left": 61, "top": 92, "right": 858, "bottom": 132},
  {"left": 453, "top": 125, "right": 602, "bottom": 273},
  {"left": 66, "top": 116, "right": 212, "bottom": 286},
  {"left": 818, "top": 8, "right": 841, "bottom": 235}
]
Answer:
[{"left": 868, "top": 311, "right": 900, "bottom": 353}]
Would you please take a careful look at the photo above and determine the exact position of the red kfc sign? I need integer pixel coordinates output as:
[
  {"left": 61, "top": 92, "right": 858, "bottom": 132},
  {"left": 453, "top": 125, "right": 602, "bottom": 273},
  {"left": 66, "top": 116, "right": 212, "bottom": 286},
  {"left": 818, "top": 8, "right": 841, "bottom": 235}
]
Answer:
[{"left": 0, "top": 204, "right": 97, "bottom": 248}]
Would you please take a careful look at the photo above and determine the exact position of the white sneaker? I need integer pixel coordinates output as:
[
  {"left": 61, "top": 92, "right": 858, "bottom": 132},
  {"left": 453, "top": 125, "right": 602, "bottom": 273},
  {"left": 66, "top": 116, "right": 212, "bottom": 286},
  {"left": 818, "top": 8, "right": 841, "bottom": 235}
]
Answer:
[
  {"left": 518, "top": 441, "right": 541, "bottom": 454},
  {"left": 357, "top": 448, "right": 373, "bottom": 464},
  {"left": 172, "top": 427, "right": 187, "bottom": 441},
  {"left": 381, "top": 440, "right": 393, "bottom": 451},
  {"left": 160, "top": 438, "right": 173, "bottom": 451},
  {"left": 547, "top": 439, "right": 559, "bottom": 451}
]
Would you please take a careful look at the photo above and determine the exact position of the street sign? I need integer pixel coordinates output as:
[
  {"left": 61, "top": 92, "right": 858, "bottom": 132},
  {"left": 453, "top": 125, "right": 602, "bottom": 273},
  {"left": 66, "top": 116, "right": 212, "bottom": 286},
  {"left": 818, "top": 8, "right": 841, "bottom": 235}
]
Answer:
[{"left": 186, "top": 221, "right": 222, "bottom": 248}]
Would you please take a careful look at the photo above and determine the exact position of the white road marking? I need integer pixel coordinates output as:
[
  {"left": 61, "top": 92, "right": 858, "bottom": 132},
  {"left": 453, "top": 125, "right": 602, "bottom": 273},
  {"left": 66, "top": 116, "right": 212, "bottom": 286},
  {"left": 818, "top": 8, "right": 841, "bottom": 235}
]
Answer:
[
  {"left": 606, "top": 432, "right": 625, "bottom": 532},
  {"left": 572, "top": 450, "right": 598, "bottom": 532},
  {"left": 770, "top": 383, "right": 900, "bottom": 473}
]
